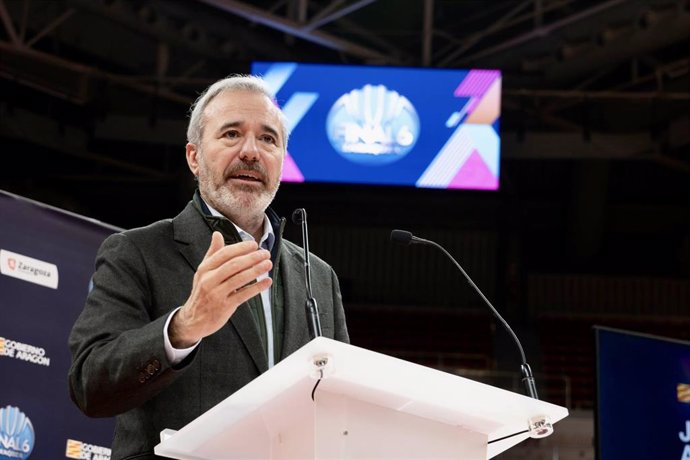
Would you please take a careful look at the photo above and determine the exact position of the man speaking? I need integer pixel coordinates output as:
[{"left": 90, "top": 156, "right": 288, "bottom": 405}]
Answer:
[{"left": 68, "top": 75, "right": 349, "bottom": 460}]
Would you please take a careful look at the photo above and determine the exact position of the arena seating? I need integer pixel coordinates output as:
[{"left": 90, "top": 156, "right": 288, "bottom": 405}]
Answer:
[
  {"left": 537, "top": 312, "right": 690, "bottom": 408},
  {"left": 346, "top": 304, "right": 495, "bottom": 370}
]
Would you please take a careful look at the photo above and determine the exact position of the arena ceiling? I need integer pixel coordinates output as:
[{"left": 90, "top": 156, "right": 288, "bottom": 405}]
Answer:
[{"left": 0, "top": 0, "right": 688, "bottom": 228}]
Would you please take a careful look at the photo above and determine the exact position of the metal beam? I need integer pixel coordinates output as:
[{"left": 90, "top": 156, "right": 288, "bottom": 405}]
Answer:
[
  {"left": 456, "top": 0, "right": 628, "bottom": 65},
  {"left": 305, "top": 0, "right": 346, "bottom": 29},
  {"left": 502, "top": 131, "right": 654, "bottom": 160},
  {"left": 422, "top": 0, "right": 433, "bottom": 66},
  {"left": 503, "top": 88, "right": 690, "bottom": 101},
  {"left": 437, "top": 0, "right": 531, "bottom": 67},
  {"left": 0, "top": 41, "right": 192, "bottom": 105},
  {"left": 1, "top": 107, "right": 174, "bottom": 178},
  {"left": 26, "top": 8, "right": 75, "bottom": 48},
  {"left": 302, "top": 0, "right": 376, "bottom": 32},
  {"left": 195, "top": 0, "right": 395, "bottom": 63},
  {"left": 19, "top": 0, "right": 29, "bottom": 42},
  {"left": 432, "top": 0, "right": 575, "bottom": 63},
  {"left": 333, "top": 15, "right": 412, "bottom": 64},
  {"left": 0, "top": 0, "right": 21, "bottom": 45}
]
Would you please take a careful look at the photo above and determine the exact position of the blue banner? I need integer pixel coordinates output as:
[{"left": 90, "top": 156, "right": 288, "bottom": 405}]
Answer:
[
  {"left": 0, "top": 190, "right": 116, "bottom": 460},
  {"left": 596, "top": 327, "right": 690, "bottom": 460}
]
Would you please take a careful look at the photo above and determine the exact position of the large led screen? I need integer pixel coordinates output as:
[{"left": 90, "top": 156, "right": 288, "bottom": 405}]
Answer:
[
  {"left": 251, "top": 62, "right": 501, "bottom": 190},
  {"left": 595, "top": 327, "right": 690, "bottom": 460}
]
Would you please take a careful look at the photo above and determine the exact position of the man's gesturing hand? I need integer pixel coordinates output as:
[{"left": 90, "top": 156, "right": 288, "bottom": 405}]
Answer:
[{"left": 169, "top": 231, "right": 273, "bottom": 348}]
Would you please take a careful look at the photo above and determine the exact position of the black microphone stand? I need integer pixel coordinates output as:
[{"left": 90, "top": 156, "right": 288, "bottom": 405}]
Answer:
[
  {"left": 293, "top": 209, "right": 322, "bottom": 340},
  {"left": 390, "top": 230, "right": 555, "bottom": 439},
  {"left": 390, "top": 230, "right": 539, "bottom": 399}
]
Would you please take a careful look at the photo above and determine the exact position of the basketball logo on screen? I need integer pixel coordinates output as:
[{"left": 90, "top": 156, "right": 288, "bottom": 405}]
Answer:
[
  {"left": 326, "top": 84, "right": 420, "bottom": 165},
  {"left": 0, "top": 406, "right": 35, "bottom": 459}
]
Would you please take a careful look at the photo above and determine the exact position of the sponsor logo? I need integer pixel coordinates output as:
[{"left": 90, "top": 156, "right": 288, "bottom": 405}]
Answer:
[
  {"left": 679, "top": 383, "right": 690, "bottom": 403},
  {"left": 0, "top": 406, "right": 34, "bottom": 460},
  {"left": 0, "top": 337, "right": 50, "bottom": 367},
  {"left": 65, "top": 439, "right": 111, "bottom": 460},
  {"left": 0, "top": 250, "right": 58, "bottom": 289},
  {"left": 326, "top": 84, "right": 420, "bottom": 165}
]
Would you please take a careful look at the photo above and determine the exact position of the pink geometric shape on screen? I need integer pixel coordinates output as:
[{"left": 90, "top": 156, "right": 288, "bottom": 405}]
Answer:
[
  {"left": 465, "top": 98, "right": 479, "bottom": 114},
  {"left": 454, "top": 70, "right": 501, "bottom": 98},
  {"left": 281, "top": 152, "right": 304, "bottom": 182},
  {"left": 465, "top": 78, "right": 501, "bottom": 125},
  {"left": 448, "top": 149, "right": 498, "bottom": 190}
]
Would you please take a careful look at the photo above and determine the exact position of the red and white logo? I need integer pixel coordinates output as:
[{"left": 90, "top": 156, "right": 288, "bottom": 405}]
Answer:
[{"left": 7, "top": 258, "right": 16, "bottom": 271}]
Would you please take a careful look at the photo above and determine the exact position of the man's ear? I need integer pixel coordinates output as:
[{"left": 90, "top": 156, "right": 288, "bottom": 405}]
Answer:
[{"left": 185, "top": 143, "right": 200, "bottom": 176}]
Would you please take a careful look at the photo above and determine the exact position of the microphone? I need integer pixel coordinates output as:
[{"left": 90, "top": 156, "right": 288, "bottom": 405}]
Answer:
[
  {"left": 292, "top": 208, "right": 322, "bottom": 340},
  {"left": 390, "top": 229, "right": 421, "bottom": 246},
  {"left": 390, "top": 229, "right": 553, "bottom": 438}
]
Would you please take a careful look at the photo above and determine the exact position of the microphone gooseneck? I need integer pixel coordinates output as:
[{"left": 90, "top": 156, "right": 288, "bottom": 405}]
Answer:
[
  {"left": 294, "top": 208, "right": 322, "bottom": 339},
  {"left": 390, "top": 229, "right": 539, "bottom": 400}
]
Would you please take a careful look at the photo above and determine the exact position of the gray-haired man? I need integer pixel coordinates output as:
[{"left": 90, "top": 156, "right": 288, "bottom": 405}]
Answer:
[{"left": 69, "top": 75, "right": 349, "bottom": 460}]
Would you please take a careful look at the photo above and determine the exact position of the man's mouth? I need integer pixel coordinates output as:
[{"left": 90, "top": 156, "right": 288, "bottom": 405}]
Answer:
[{"left": 229, "top": 170, "right": 263, "bottom": 183}]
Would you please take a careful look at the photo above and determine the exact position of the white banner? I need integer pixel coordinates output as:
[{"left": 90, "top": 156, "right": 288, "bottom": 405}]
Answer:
[{"left": 0, "top": 248, "right": 59, "bottom": 289}]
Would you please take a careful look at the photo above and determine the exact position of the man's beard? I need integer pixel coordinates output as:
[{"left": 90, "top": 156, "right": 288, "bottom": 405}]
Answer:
[{"left": 197, "top": 155, "right": 280, "bottom": 221}]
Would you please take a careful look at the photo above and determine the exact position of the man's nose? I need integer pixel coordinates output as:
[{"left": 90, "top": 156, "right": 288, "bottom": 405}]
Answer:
[{"left": 239, "top": 136, "right": 260, "bottom": 161}]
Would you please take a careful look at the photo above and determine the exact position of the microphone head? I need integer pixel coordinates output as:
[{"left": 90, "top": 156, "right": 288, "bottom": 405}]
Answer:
[
  {"left": 390, "top": 229, "right": 414, "bottom": 246},
  {"left": 291, "top": 208, "right": 306, "bottom": 225}
]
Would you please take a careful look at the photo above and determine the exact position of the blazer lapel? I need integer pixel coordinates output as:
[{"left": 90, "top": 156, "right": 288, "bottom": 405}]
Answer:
[
  {"left": 173, "top": 202, "right": 211, "bottom": 271},
  {"left": 230, "top": 306, "right": 268, "bottom": 373},
  {"left": 172, "top": 201, "right": 268, "bottom": 373}
]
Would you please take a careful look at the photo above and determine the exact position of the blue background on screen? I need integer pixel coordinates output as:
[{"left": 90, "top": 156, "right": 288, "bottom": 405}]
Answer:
[{"left": 252, "top": 62, "right": 497, "bottom": 189}]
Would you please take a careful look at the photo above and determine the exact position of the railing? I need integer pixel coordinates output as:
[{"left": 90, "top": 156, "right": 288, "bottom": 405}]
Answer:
[
  {"left": 447, "top": 368, "right": 573, "bottom": 409},
  {"left": 376, "top": 349, "right": 574, "bottom": 409},
  {"left": 379, "top": 349, "right": 493, "bottom": 370}
]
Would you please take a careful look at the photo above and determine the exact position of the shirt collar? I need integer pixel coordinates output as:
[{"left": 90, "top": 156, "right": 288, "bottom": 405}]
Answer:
[{"left": 203, "top": 199, "right": 275, "bottom": 251}]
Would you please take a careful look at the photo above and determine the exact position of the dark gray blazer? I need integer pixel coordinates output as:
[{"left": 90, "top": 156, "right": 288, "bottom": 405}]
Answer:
[{"left": 68, "top": 201, "right": 349, "bottom": 460}]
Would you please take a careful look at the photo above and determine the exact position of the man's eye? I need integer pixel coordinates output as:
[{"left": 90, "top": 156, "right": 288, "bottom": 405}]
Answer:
[
  {"left": 224, "top": 130, "right": 240, "bottom": 138},
  {"left": 260, "top": 134, "right": 276, "bottom": 144}
]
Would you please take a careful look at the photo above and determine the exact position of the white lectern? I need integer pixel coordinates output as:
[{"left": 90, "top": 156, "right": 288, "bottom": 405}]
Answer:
[{"left": 155, "top": 337, "right": 568, "bottom": 459}]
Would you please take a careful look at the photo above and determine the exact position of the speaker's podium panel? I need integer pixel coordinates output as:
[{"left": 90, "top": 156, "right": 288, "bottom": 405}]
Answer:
[{"left": 155, "top": 337, "right": 568, "bottom": 459}]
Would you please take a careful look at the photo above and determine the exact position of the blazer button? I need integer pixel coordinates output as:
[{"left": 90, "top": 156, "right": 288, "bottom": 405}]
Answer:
[
  {"left": 146, "top": 363, "right": 156, "bottom": 375},
  {"left": 152, "top": 359, "right": 161, "bottom": 371},
  {"left": 138, "top": 372, "right": 147, "bottom": 383}
]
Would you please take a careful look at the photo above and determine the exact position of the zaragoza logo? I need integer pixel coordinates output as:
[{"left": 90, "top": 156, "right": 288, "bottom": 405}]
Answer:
[
  {"left": 0, "top": 249, "right": 58, "bottom": 289},
  {"left": 0, "top": 406, "right": 35, "bottom": 459}
]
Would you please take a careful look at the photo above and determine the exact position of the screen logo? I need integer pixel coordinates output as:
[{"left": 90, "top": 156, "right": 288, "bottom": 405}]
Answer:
[
  {"left": 326, "top": 84, "right": 420, "bottom": 165},
  {"left": 0, "top": 406, "right": 35, "bottom": 460}
]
